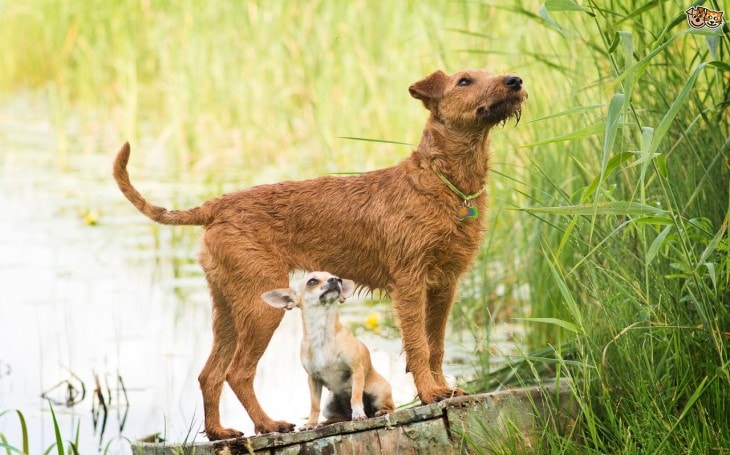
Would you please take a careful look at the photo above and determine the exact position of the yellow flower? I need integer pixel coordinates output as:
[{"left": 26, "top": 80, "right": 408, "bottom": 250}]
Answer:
[
  {"left": 364, "top": 312, "right": 380, "bottom": 333},
  {"left": 83, "top": 210, "right": 99, "bottom": 226}
]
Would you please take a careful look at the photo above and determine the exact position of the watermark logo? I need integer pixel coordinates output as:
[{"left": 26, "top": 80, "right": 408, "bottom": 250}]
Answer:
[{"left": 686, "top": 6, "right": 725, "bottom": 29}]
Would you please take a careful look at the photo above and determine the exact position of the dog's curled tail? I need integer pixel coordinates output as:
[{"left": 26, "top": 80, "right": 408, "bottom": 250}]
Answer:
[{"left": 113, "top": 142, "right": 214, "bottom": 226}]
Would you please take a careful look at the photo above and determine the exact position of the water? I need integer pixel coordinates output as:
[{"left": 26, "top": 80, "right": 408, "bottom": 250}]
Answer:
[{"left": 0, "top": 94, "right": 517, "bottom": 452}]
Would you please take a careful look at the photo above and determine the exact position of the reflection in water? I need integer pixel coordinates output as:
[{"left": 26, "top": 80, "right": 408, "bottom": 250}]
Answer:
[
  {"left": 90, "top": 373, "right": 130, "bottom": 448},
  {"left": 40, "top": 370, "right": 86, "bottom": 408},
  {"left": 0, "top": 96, "right": 511, "bottom": 452}
]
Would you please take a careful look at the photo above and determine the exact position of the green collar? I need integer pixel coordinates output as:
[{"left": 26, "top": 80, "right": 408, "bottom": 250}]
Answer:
[{"left": 431, "top": 163, "right": 486, "bottom": 202}]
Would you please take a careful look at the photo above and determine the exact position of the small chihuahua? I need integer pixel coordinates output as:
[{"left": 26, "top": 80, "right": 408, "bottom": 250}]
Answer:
[{"left": 262, "top": 272, "right": 395, "bottom": 429}]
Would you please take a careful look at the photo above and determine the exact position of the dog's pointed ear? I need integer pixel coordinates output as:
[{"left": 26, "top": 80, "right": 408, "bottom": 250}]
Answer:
[
  {"left": 338, "top": 279, "right": 356, "bottom": 303},
  {"left": 261, "top": 289, "right": 298, "bottom": 310},
  {"left": 409, "top": 70, "right": 448, "bottom": 114}
]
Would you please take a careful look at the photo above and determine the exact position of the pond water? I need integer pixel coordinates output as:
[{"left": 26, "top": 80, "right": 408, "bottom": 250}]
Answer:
[{"left": 0, "top": 95, "right": 518, "bottom": 452}]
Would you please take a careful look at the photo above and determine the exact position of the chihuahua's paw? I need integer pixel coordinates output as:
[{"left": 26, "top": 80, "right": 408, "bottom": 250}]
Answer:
[
  {"left": 374, "top": 409, "right": 390, "bottom": 417},
  {"left": 299, "top": 422, "right": 319, "bottom": 431},
  {"left": 205, "top": 426, "right": 244, "bottom": 441},
  {"left": 255, "top": 419, "right": 296, "bottom": 434},
  {"left": 351, "top": 405, "right": 367, "bottom": 421}
]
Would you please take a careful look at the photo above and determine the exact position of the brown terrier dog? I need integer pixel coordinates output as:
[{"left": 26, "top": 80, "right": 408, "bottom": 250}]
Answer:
[
  {"left": 113, "top": 68, "right": 526, "bottom": 440},
  {"left": 262, "top": 272, "right": 395, "bottom": 429}
]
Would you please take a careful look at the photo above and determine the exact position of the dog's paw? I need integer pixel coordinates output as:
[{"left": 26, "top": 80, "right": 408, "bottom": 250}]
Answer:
[
  {"left": 438, "top": 387, "right": 467, "bottom": 400},
  {"left": 205, "top": 427, "right": 244, "bottom": 441},
  {"left": 351, "top": 406, "right": 367, "bottom": 421},
  {"left": 374, "top": 409, "right": 390, "bottom": 417},
  {"left": 255, "top": 419, "right": 296, "bottom": 434},
  {"left": 299, "top": 422, "right": 319, "bottom": 431},
  {"left": 419, "top": 386, "right": 467, "bottom": 404}
]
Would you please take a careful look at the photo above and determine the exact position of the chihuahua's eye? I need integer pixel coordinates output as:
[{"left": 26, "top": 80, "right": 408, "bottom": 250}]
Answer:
[
  {"left": 457, "top": 77, "right": 472, "bottom": 86},
  {"left": 307, "top": 278, "right": 319, "bottom": 286}
]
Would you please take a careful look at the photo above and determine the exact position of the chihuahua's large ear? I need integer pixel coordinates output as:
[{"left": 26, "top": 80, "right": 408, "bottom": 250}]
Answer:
[
  {"left": 409, "top": 70, "right": 448, "bottom": 114},
  {"left": 338, "top": 279, "right": 356, "bottom": 303},
  {"left": 261, "top": 289, "right": 298, "bottom": 310}
]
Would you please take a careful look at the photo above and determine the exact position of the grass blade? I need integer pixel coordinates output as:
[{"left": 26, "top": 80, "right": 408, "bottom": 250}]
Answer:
[
  {"left": 544, "top": 0, "right": 589, "bottom": 13},
  {"left": 513, "top": 317, "right": 582, "bottom": 334},
  {"left": 601, "top": 94, "right": 624, "bottom": 183},
  {"left": 646, "top": 225, "right": 672, "bottom": 265},
  {"left": 589, "top": 93, "right": 625, "bottom": 240},
  {"left": 655, "top": 375, "right": 713, "bottom": 453},
  {"left": 609, "top": 29, "right": 716, "bottom": 89},
  {"left": 518, "top": 123, "right": 605, "bottom": 148},
  {"left": 0, "top": 410, "right": 28, "bottom": 455},
  {"left": 519, "top": 201, "right": 667, "bottom": 217},
  {"left": 537, "top": 4, "right": 566, "bottom": 35},
  {"left": 542, "top": 243, "right": 584, "bottom": 330},
  {"left": 48, "top": 403, "right": 64, "bottom": 455},
  {"left": 648, "top": 63, "right": 706, "bottom": 155},
  {"left": 527, "top": 104, "right": 604, "bottom": 123},
  {"left": 0, "top": 441, "right": 23, "bottom": 455},
  {"left": 337, "top": 137, "right": 412, "bottom": 146},
  {"left": 14, "top": 412, "right": 27, "bottom": 455},
  {"left": 580, "top": 152, "right": 634, "bottom": 203}
]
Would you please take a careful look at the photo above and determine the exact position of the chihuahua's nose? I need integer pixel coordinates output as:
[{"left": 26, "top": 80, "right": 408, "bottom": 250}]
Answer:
[
  {"left": 327, "top": 277, "right": 340, "bottom": 286},
  {"left": 504, "top": 76, "right": 522, "bottom": 91}
]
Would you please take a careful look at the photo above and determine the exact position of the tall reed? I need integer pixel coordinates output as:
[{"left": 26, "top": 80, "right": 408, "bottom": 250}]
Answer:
[{"left": 464, "top": 1, "right": 729, "bottom": 452}]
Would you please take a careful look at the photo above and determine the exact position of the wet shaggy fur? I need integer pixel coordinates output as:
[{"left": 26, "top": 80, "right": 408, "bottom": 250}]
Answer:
[{"left": 112, "top": 69, "right": 526, "bottom": 441}]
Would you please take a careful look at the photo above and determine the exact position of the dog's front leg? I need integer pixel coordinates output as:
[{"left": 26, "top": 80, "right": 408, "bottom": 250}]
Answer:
[
  {"left": 304, "top": 375, "right": 323, "bottom": 429},
  {"left": 390, "top": 282, "right": 449, "bottom": 404},
  {"left": 426, "top": 284, "right": 465, "bottom": 394},
  {"left": 349, "top": 365, "right": 367, "bottom": 421}
]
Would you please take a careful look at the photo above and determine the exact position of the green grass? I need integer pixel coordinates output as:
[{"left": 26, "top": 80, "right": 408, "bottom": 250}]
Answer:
[
  {"left": 1, "top": 0, "right": 728, "bottom": 452},
  {"left": 461, "top": 1, "right": 729, "bottom": 453},
  {"left": 0, "top": 410, "right": 28, "bottom": 455},
  {"left": 0, "top": 405, "right": 85, "bottom": 455}
]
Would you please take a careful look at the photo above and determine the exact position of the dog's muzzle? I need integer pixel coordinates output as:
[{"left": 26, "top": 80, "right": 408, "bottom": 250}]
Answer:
[
  {"left": 319, "top": 278, "right": 342, "bottom": 303},
  {"left": 504, "top": 76, "right": 523, "bottom": 91}
]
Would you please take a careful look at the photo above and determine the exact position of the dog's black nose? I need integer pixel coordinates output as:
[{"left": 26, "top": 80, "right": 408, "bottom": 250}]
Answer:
[
  {"left": 504, "top": 76, "right": 522, "bottom": 91},
  {"left": 327, "top": 277, "right": 340, "bottom": 285}
]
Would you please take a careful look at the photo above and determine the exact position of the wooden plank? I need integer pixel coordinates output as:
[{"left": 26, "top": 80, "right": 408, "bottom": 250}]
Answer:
[
  {"left": 132, "top": 383, "right": 576, "bottom": 455},
  {"left": 444, "top": 383, "right": 576, "bottom": 453},
  {"left": 376, "top": 417, "right": 451, "bottom": 454}
]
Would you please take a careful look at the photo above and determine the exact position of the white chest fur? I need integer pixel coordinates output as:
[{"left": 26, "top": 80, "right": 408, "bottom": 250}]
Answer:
[{"left": 300, "top": 305, "right": 352, "bottom": 394}]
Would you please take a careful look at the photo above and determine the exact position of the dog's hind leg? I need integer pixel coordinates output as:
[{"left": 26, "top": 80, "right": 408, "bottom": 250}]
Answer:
[
  {"left": 224, "top": 272, "right": 296, "bottom": 435},
  {"left": 198, "top": 283, "right": 243, "bottom": 440}
]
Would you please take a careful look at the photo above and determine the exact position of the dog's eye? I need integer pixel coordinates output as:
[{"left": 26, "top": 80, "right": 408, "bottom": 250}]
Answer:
[
  {"left": 457, "top": 77, "right": 473, "bottom": 86},
  {"left": 307, "top": 278, "right": 319, "bottom": 286}
]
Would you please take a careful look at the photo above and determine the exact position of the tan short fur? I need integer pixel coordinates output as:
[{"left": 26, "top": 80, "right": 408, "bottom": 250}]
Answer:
[{"left": 262, "top": 272, "right": 395, "bottom": 429}]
